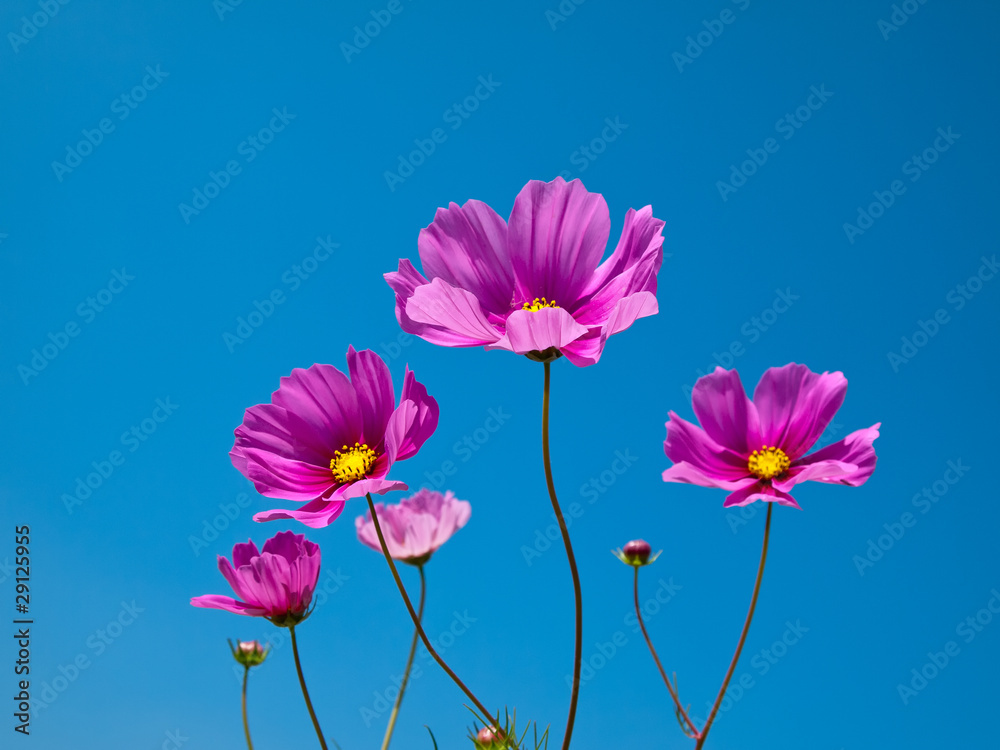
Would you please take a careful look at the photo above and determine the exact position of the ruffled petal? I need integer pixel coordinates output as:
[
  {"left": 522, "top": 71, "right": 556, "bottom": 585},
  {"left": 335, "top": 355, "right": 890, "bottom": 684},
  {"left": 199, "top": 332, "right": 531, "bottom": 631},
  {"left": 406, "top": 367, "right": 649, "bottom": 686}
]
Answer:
[
  {"left": 486, "top": 307, "right": 588, "bottom": 355},
  {"left": 346, "top": 347, "right": 396, "bottom": 446},
  {"left": 254, "top": 496, "right": 348, "bottom": 529},
  {"left": 507, "top": 177, "right": 610, "bottom": 304},
  {"left": 190, "top": 594, "right": 267, "bottom": 617},
  {"left": 776, "top": 423, "right": 881, "bottom": 490},
  {"left": 753, "top": 364, "right": 848, "bottom": 460},
  {"left": 723, "top": 482, "right": 801, "bottom": 509},
  {"left": 417, "top": 199, "right": 513, "bottom": 314},
  {"left": 394, "top": 368, "right": 439, "bottom": 461},
  {"left": 405, "top": 278, "right": 503, "bottom": 345},
  {"left": 691, "top": 368, "right": 762, "bottom": 455},
  {"left": 663, "top": 411, "right": 752, "bottom": 483}
]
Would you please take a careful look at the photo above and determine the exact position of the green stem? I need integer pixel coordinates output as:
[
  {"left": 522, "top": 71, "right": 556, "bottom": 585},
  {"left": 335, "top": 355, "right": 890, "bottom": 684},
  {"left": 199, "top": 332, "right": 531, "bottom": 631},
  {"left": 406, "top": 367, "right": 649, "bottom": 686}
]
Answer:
[
  {"left": 696, "top": 502, "right": 773, "bottom": 750},
  {"left": 380, "top": 564, "right": 427, "bottom": 750},
  {"left": 241, "top": 665, "right": 254, "bottom": 750},
  {"left": 290, "top": 624, "right": 328, "bottom": 750},
  {"left": 633, "top": 566, "right": 699, "bottom": 739},
  {"left": 541, "top": 361, "right": 584, "bottom": 750},
  {"left": 364, "top": 494, "right": 513, "bottom": 746}
]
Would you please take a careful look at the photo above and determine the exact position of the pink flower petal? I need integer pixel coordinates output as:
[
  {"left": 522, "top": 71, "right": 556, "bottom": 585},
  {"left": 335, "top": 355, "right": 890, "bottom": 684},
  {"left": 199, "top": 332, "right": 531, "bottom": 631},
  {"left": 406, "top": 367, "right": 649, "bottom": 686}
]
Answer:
[
  {"left": 243, "top": 449, "right": 335, "bottom": 502},
  {"left": 776, "top": 423, "right": 881, "bottom": 490},
  {"left": 271, "top": 365, "right": 363, "bottom": 452},
  {"left": 190, "top": 595, "right": 268, "bottom": 617},
  {"left": 691, "top": 368, "right": 762, "bottom": 456},
  {"left": 663, "top": 411, "right": 752, "bottom": 485},
  {"left": 346, "top": 347, "right": 396, "bottom": 446},
  {"left": 487, "top": 307, "right": 588, "bottom": 355},
  {"left": 405, "top": 278, "right": 502, "bottom": 345},
  {"left": 723, "top": 482, "right": 801, "bottom": 509},
  {"left": 753, "top": 364, "right": 847, "bottom": 459}
]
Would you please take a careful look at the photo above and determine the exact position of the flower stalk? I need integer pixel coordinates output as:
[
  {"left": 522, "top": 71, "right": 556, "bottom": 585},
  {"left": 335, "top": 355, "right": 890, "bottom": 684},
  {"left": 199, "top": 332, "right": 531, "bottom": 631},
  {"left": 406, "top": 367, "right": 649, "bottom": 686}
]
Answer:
[
  {"left": 380, "top": 564, "right": 427, "bottom": 750},
  {"left": 290, "top": 624, "right": 328, "bottom": 750}
]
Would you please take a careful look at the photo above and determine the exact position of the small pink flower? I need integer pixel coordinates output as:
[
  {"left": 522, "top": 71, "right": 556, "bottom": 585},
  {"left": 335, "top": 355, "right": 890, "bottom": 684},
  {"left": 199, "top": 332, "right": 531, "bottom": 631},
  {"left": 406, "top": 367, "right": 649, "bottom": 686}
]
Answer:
[
  {"left": 191, "top": 531, "right": 320, "bottom": 627},
  {"left": 355, "top": 489, "right": 471, "bottom": 565},
  {"left": 662, "top": 364, "right": 881, "bottom": 509}
]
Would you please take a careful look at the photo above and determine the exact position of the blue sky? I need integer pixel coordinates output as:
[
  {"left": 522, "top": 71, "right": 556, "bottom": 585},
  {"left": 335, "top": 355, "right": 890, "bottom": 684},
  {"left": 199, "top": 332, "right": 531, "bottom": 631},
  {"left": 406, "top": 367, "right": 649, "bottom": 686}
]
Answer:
[{"left": 1, "top": 0, "right": 998, "bottom": 748}]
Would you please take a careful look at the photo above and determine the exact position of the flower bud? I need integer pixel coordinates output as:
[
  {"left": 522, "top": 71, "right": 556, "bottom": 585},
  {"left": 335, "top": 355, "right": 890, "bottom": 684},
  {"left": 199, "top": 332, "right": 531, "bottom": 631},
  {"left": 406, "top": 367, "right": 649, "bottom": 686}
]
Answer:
[
  {"left": 229, "top": 639, "right": 268, "bottom": 668},
  {"left": 612, "top": 539, "right": 661, "bottom": 567},
  {"left": 476, "top": 725, "right": 504, "bottom": 747}
]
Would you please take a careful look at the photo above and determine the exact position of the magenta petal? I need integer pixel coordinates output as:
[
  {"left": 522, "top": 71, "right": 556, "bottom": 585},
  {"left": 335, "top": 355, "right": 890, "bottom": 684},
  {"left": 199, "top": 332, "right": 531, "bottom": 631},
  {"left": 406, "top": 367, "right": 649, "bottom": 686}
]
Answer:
[
  {"left": 394, "top": 368, "right": 439, "bottom": 461},
  {"left": 346, "top": 347, "right": 396, "bottom": 446},
  {"left": 385, "top": 258, "right": 429, "bottom": 300},
  {"left": 723, "top": 482, "right": 801, "bottom": 509},
  {"left": 271, "top": 365, "right": 363, "bottom": 452},
  {"left": 559, "top": 330, "right": 604, "bottom": 367},
  {"left": 417, "top": 199, "right": 513, "bottom": 314},
  {"left": 406, "top": 278, "right": 502, "bottom": 345},
  {"left": 778, "top": 423, "right": 881, "bottom": 489},
  {"left": 254, "top": 497, "right": 348, "bottom": 528},
  {"left": 235, "top": 403, "right": 332, "bottom": 466},
  {"left": 488, "top": 307, "right": 588, "bottom": 354},
  {"left": 581, "top": 206, "right": 666, "bottom": 296},
  {"left": 662, "top": 462, "right": 759, "bottom": 492},
  {"left": 753, "top": 364, "right": 848, "bottom": 459},
  {"left": 190, "top": 594, "right": 267, "bottom": 617},
  {"left": 243, "top": 449, "right": 334, "bottom": 501},
  {"left": 507, "top": 177, "right": 611, "bottom": 302},
  {"left": 663, "top": 411, "right": 752, "bottom": 484},
  {"left": 691, "top": 368, "right": 762, "bottom": 455}
]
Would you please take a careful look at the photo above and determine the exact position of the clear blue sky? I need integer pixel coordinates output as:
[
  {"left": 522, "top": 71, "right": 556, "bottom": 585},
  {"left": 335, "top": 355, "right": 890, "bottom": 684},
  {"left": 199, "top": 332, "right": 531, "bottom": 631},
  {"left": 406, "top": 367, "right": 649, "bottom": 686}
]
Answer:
[{"left": 1, "top": 1, "right": 998, "bottom": 748}]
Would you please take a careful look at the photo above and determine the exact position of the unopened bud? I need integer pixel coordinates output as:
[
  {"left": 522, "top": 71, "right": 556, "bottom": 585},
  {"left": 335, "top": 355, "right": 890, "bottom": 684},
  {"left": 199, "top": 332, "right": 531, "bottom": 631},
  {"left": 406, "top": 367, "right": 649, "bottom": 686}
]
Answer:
[
  {"left": 476, "top": 725, "right": 504, "bottom": 747},
  {"left": 230, "top": 639, "right": 268, "bottom": 667},
  {"left": 613, "top": 539, "right": 661, "bottom": 567}
]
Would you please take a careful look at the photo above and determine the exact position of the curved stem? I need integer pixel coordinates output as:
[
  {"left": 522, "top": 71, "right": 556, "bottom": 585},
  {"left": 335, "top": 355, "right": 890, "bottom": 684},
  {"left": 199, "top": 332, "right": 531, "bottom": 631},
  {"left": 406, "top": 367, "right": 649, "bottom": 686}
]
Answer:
[
  {"left": 696, "top": 502, "right": 773, "bottom": 750},
  {"left": 632, "top": 566, "right": 699, "bottom": 739},
  {"left": 290, "top": 624, "right": 328, "bottom": 750},
  {"left": 364, "top": 494, "right": 512, "bottom": 746},
  {"left": 541, "top": 361, "right": 584, "bottom": 750},
  {"left": 380, "top": 564, "right": 427, "bottom": 750},
  {"left": 241, "top": 665, "right": 254, "bottom": 750}
]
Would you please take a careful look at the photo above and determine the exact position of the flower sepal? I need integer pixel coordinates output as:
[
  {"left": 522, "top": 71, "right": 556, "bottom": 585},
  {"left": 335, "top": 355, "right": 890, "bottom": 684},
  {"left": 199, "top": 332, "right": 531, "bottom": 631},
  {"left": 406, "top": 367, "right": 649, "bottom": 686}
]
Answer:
[{"left": 229, "top": 639, "right": 269, "bottom": 668}]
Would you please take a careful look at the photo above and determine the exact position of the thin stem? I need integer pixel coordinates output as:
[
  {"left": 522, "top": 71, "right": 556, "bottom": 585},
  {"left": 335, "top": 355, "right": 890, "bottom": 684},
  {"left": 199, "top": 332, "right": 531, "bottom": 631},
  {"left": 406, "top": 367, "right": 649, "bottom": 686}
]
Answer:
[
  {"left": 364, "top": 494, "right": 512, "bottom": 746},
  {"left": 632, "top": 566, "right": 699, "bottom": 739},
  {"left": 290, "top": 624, "right": 328, "bottom": 750},
  {"left": 241, "top": 665, "right": 254, "bottom": 750},
  {"left": 380, "top": 564, "right": 427, "bottom": 750},
  {"left": 541, "top": 361, "right": 584, "bottom": 750},
  {"left": 696, "top": 502, "right": 773, "bottom": 750}
]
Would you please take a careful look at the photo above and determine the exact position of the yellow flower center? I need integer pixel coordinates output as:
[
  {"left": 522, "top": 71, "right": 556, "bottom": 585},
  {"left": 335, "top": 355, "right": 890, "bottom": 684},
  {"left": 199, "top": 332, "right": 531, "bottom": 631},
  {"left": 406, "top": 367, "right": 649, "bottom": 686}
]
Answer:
[
  {"left": 330, "top": 442, "right": 377, "bottom": 483},
  {"left": 747, "top": 446, "right": 790, "bottom": 480},
  {"left": 522, "top": 297, "right": 558, "bottom": 312}
]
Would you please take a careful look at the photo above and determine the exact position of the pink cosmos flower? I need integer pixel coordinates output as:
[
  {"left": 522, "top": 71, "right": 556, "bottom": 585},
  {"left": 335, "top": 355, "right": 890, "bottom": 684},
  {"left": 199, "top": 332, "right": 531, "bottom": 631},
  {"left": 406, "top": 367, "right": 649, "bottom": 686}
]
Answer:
[
  {"left": 355, "top": 489, "right": 471, "bottom": 565},
  {"left": 191, "top": 531, "right": 321, "bottom": 626},
  {"left": 230, "top": 347, "right": 438, "bottom": 528},
  {"left": 385, "top": 177, "right": 666, "bottom": 366},
  {"left": 662, "top": 364, "right": 881, "bottom": 509}
]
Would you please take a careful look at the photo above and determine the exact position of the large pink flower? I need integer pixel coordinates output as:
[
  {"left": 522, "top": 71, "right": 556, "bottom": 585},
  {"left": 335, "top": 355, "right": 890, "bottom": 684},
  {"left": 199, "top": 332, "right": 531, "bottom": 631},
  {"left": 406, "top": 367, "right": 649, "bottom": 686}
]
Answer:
[
  {"left": 190, "top": 531, "right": 320, "bottom": 626},
  {"left": 230, "top": 347, "right": 438, "bottom": 528},
  {"left": 662, "top": 364, "right": 881, "bottom": 509},
  {"left": 355, "top": 489, "right": 471, "bottom": 565},
  {"left": 385, "top": 177, "right": 666, "bottom": 366}
]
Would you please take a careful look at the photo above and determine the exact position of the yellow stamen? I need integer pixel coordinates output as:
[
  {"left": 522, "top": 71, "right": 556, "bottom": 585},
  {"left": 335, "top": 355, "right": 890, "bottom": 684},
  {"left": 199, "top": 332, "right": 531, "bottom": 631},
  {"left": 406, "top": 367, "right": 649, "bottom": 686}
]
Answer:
[
  {"left": 522, "top": 297, "right": 558, "bottom": 312},
  {"left": 330, "top": 442, "right": 377, "bottom": 483},
  {"left": 747, "top": 445, "right": 790, "bottom": 480}
]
